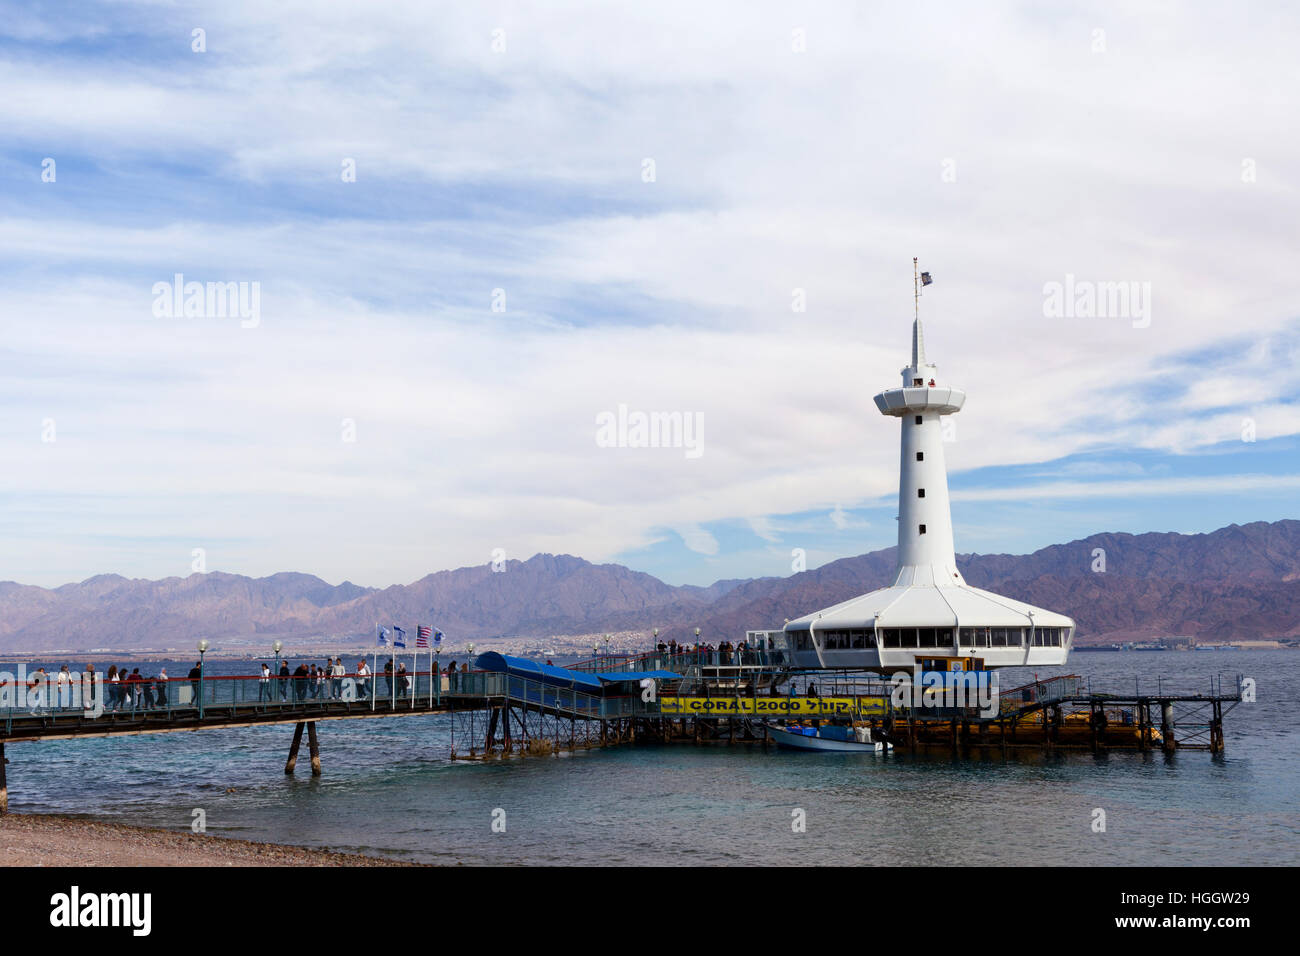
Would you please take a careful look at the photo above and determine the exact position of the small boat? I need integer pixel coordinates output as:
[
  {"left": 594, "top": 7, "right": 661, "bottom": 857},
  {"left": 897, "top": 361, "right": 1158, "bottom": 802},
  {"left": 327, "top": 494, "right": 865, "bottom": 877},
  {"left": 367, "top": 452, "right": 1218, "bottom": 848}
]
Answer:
[{"left": 764, "top": 722, "right": 893, "bottom": 752}]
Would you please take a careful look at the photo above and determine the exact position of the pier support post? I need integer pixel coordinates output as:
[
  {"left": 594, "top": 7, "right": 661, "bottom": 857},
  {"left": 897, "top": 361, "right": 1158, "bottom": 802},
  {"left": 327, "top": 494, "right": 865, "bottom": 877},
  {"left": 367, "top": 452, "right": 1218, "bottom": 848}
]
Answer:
[
  {"left": 285, "top": 721, "right": 305, "bottom": 775},
  {"left": 0, "top": 741, "right": 8, "bottom": 814},
  {"left": 1160, "top": 701, "right": 1176, "bottom": 754},
  {"left": 307, "top": 721, "right": 321, "bottom": 776}
]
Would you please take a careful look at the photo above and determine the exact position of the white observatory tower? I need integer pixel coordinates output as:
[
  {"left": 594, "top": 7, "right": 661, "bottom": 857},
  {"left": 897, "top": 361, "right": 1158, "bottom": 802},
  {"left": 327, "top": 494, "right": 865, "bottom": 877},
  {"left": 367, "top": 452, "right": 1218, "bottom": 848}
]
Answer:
[
  {"left": 779, "top": 260, "right": 1074, "bottom": 670},
  {"left": 873, "top": 261, "right": 968, "bottom": 588}
]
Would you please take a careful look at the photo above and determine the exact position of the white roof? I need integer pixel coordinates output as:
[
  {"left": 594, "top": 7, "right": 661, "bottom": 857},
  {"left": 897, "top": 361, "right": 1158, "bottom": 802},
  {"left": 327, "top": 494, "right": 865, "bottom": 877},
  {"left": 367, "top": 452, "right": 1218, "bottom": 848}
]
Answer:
[{"left": 786, "top": 582, "right": 1074, "bottom": 631}]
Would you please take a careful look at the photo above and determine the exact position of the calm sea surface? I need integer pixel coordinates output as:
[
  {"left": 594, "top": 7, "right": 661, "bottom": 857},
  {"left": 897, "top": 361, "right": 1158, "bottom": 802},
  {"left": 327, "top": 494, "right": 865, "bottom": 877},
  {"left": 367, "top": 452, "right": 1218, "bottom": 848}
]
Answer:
[{"left": 5, "top": 651, "right": 1297, "bottom": 865}]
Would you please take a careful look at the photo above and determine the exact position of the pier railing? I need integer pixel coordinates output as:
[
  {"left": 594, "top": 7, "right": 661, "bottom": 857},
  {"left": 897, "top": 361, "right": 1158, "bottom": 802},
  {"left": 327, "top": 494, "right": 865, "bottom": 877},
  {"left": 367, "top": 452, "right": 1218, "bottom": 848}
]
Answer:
[
  {"left": 1, "top": 667, "right": 660, "bottom": 734},
  {"left": 570, "top": 648, "right": 790, "bottom": 675}
]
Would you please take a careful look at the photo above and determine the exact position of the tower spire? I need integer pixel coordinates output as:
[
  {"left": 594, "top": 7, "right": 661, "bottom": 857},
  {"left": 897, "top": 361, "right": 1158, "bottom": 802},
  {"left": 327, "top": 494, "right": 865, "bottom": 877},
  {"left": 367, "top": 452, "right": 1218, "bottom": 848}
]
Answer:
[{"left": 911, "top": 257, "right": 926, "bottom": 367}]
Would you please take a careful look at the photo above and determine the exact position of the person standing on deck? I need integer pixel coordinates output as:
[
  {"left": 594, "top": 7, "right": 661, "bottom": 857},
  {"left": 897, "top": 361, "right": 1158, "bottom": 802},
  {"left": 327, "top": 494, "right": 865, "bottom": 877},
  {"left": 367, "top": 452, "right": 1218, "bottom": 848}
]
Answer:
[
  {"left": 356, "top": 659, "right": 371, "bottom": 699},
  {"left": 56, "top": 665, "right": 71, "bottom": 709},
  {"left": 279, "top": 660, "right": 290, "bottom": 700},
  {"left": 259, "top": 663, "right": 271, "bottom": 701},
  {"left": 156, "top": 667, "right": 168, "bottom": 707},
  {"left": 187, "top": 662, "right": 202, "bottom": 708}
]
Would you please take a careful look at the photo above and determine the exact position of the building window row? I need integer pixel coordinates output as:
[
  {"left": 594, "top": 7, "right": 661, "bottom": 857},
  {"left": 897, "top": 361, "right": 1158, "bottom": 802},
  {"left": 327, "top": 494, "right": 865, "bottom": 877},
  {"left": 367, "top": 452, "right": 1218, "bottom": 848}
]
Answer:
[
  {"left": 786, "top": 626, "right": 1068, "bottom": 652},
  {"left": 956, "top": 626, "right": 1067, "bottom": 647}
]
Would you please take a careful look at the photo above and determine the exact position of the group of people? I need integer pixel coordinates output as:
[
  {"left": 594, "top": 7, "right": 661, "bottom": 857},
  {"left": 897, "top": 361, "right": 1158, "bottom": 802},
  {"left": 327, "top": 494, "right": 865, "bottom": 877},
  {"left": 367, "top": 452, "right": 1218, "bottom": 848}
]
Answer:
[
  {"left": 258, "top": 658, "right": 355, "bottom": 702},
  {"left": 22, "top": 663, "right": 173, "bottom": 712},
  {"left": 657, "top": 639, "right": 753, "bottom": 665},
  {"left": 21, "top": 656, "right": 471, "bottom": 714},
  {"left": 255, "top": 657, "right": 465, "bottom": 703}
]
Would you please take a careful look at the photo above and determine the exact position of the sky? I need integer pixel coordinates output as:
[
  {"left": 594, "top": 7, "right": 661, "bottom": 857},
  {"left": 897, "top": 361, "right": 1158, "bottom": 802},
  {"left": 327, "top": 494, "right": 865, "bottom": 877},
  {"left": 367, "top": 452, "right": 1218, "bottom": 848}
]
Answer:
[{"left": 0, "top": 1, "right": 1297, "bottom": 589}]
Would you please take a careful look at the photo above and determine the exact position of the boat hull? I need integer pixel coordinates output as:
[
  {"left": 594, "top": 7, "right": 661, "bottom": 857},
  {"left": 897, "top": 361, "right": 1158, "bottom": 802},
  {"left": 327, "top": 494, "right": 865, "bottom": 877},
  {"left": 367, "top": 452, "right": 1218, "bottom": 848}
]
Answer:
[{"left": 764, "top": 723, "right": 890, "bottom": 752}]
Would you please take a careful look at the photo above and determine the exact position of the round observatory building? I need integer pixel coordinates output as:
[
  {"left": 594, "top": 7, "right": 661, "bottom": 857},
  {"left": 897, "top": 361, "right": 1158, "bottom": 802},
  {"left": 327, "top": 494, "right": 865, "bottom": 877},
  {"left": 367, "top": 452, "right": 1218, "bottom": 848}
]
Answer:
[{"left": 782, "top": 297, "right": 1074, "bottom": 671}]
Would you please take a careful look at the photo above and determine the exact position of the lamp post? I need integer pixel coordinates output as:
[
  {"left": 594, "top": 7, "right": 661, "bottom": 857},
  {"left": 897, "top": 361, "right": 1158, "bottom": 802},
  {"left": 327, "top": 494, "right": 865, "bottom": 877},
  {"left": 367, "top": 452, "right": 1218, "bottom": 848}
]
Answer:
[
  {"left": 467, "top": 643, "right": 475, "bottom": 672},
  {"left": 197, "top": 639, "right": 210, "bottom": 719}
]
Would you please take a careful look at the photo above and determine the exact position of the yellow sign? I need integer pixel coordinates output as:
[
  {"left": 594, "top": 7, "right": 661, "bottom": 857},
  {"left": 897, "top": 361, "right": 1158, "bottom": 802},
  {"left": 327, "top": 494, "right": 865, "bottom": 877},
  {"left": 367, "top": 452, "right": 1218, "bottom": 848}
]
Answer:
[{"left": 659, "top": 696, "right": 887, "bottom": 717}]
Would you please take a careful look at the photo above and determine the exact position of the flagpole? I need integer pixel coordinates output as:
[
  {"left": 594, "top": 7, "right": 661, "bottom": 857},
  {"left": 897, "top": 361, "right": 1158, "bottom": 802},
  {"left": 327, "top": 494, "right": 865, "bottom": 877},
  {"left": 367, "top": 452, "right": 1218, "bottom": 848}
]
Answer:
[{"left": 914, "top": 256, "right": 919, "bottom": 323}]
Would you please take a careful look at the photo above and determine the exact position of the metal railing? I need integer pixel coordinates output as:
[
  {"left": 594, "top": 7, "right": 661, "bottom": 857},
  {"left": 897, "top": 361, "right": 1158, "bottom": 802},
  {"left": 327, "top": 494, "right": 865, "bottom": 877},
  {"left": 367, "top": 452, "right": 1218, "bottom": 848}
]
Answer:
[
  {"left": 1, "top": 670, "right": 448, "bottom": 731},
  {"left": 569, "top": 648, "right": 790, "bottom": 675}
]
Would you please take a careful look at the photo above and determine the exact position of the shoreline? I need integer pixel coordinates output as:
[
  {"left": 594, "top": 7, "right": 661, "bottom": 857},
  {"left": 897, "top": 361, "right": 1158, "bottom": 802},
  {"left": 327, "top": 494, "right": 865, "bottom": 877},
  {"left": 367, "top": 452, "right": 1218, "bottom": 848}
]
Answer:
[{"left": 0, "top": 812, "right": 424, "bottom": 867}]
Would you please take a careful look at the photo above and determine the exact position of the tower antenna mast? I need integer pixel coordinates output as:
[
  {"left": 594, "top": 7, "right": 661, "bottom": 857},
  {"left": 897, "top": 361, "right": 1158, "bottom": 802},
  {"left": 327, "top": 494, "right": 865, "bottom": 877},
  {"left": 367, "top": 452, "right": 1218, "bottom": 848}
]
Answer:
[{"left": 913, "top": 256, "right": 920, "bottom": 323}]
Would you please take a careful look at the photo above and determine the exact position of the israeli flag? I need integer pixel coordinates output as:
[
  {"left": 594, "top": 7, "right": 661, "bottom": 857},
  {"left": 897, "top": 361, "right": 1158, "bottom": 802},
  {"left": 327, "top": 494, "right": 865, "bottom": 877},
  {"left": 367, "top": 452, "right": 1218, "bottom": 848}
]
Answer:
[
  {"left": 393, "top": 625, "right": 406, "bottom": 649},
  {"left": 377, "top": 625, "right": 389, "bottom": 646}
]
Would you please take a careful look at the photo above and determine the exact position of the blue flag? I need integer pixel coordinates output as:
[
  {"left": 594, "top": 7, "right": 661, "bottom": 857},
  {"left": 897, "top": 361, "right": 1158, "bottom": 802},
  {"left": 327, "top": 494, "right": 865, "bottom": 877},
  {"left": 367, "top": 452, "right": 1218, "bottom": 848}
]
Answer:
[
  {"left": 433, "top": 628, "right": 443, "bottom": 647},
  {"left": 377, "top": 625, "right": 388, "bottom": 646},
  {"left": 393, "top": 625, "right": 406, "bottom": 649}
]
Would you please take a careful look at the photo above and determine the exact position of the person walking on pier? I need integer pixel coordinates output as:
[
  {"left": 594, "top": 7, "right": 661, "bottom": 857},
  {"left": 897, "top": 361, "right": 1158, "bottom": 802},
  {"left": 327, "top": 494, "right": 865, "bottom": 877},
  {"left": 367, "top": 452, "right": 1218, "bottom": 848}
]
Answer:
[
  {"left": 397, "top": 661, "right": 409, "bottom": 698},
  {"left": 85, "top": 663, "right": 96, "bottom": 709},
  {"left": 188, "top": 662, "right": 202, "bottom": 708},
  {"left": 382, "top": 657, "right": 394, "bottom": 698},
  {"left": 330, "top": 658, "right": 345, "bottom": 699},
  {"left": 55, "top": 665, "right": 72, "bottom": 709},
  {"left": 156, "top": 667, "right": 168, "bottom": 708},
  {"left": 293, "top": 662, "right": 309, "bottom": 701},
  {"left": 279, "top": 660, "right": 290, "bottom": 701},
  {"left": 356, "top": 659, "right": 371, "bottom": 700},
  {"left": 139, "top": 668, "right": 156, "bottom": 709},
  {"left": 259, "top": 663, "right": 272, "bottom": 702},
  {"left": 106, "top": 666, "right": 119, "bottom": 711}
]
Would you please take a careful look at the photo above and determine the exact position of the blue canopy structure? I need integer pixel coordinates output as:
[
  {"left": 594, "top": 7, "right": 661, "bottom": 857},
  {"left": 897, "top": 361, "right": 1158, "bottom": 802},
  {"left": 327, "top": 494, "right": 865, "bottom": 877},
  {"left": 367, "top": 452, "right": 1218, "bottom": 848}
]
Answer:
[
  {"left": 474, "top": 652, "right": 604, "bottom": 693},
  {"left": 595, "top": 671, "right": 683, "bottom": 683}
]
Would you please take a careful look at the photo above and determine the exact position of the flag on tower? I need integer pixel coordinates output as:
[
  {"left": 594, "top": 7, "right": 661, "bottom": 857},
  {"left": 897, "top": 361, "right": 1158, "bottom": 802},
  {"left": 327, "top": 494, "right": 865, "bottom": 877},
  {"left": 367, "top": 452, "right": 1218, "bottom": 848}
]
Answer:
[
  {"left": 393, "top": 625, "right": 406, "bottom": 649},
  {"left": 920, "top": 271, "right": 933, "bottom": 286},
  {"left": 377, "top": 625, "right": 388, "bottom": 646},
  {"left": 416, "top": 625, "right": 431, "bottom": 648}
]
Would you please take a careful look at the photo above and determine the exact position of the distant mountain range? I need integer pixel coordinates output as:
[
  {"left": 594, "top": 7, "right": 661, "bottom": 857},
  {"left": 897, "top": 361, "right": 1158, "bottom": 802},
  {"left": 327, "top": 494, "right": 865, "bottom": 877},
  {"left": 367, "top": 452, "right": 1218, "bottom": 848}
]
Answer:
[{"left": 1, "top": 521, "right": 1298, "bottom": 652}]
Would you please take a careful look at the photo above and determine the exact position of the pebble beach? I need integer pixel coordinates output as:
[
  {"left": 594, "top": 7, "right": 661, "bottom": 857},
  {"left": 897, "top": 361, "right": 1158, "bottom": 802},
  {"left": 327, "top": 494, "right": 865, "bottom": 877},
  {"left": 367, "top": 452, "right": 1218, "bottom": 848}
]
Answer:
[{"left": 0, "top": 813, "right": 418, "bottom": 867}]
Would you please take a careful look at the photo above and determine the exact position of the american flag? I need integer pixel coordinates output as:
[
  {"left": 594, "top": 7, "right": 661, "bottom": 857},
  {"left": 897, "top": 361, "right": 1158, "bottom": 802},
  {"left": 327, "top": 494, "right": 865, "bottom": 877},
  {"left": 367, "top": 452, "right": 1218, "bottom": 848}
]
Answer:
[{"left": 416, "top": 624, "right": 431, "bottom": 648}]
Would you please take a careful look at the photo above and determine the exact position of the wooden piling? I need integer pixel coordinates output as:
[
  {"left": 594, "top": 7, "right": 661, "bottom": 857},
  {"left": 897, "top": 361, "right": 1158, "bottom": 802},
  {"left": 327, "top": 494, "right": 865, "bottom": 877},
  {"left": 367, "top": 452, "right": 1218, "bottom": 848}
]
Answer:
[
  {"left": 285, "top": 721, "right": 305, "bottom": 775},
  {"left": 0, "top": 741, "right": 8, "bottom": 814},
  {"left": 307, "top": 721, "right": 321, "bottom": 776}
]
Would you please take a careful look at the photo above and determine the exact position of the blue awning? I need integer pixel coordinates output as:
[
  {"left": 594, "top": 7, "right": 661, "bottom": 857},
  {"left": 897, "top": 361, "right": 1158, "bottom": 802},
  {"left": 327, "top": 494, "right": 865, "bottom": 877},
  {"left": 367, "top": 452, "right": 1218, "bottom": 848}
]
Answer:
[
  {"left": 474, "top": 652, "right": 604, "bottom": 693},
  {"left": 596, "top": 670, "right": 683, "bottom": 683}
]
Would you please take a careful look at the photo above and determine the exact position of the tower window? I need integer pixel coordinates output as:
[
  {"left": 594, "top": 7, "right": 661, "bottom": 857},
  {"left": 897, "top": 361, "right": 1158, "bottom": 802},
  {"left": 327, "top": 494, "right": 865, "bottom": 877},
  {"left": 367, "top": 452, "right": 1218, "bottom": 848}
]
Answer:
[
  {"left": 917, "top": 489, "right": 926, "bottom": 498},
  {"left": 914, "top": 415, "right": 922, "bottom": 425},
  {"left": 916, "top": 452, "right": 924, "bottom": 461},
  {"left": 919, "top": 524, "right": 927, "bottom": 534},
  {"left": 913, "top": 378, "right": 923, "bottom": 386}
]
